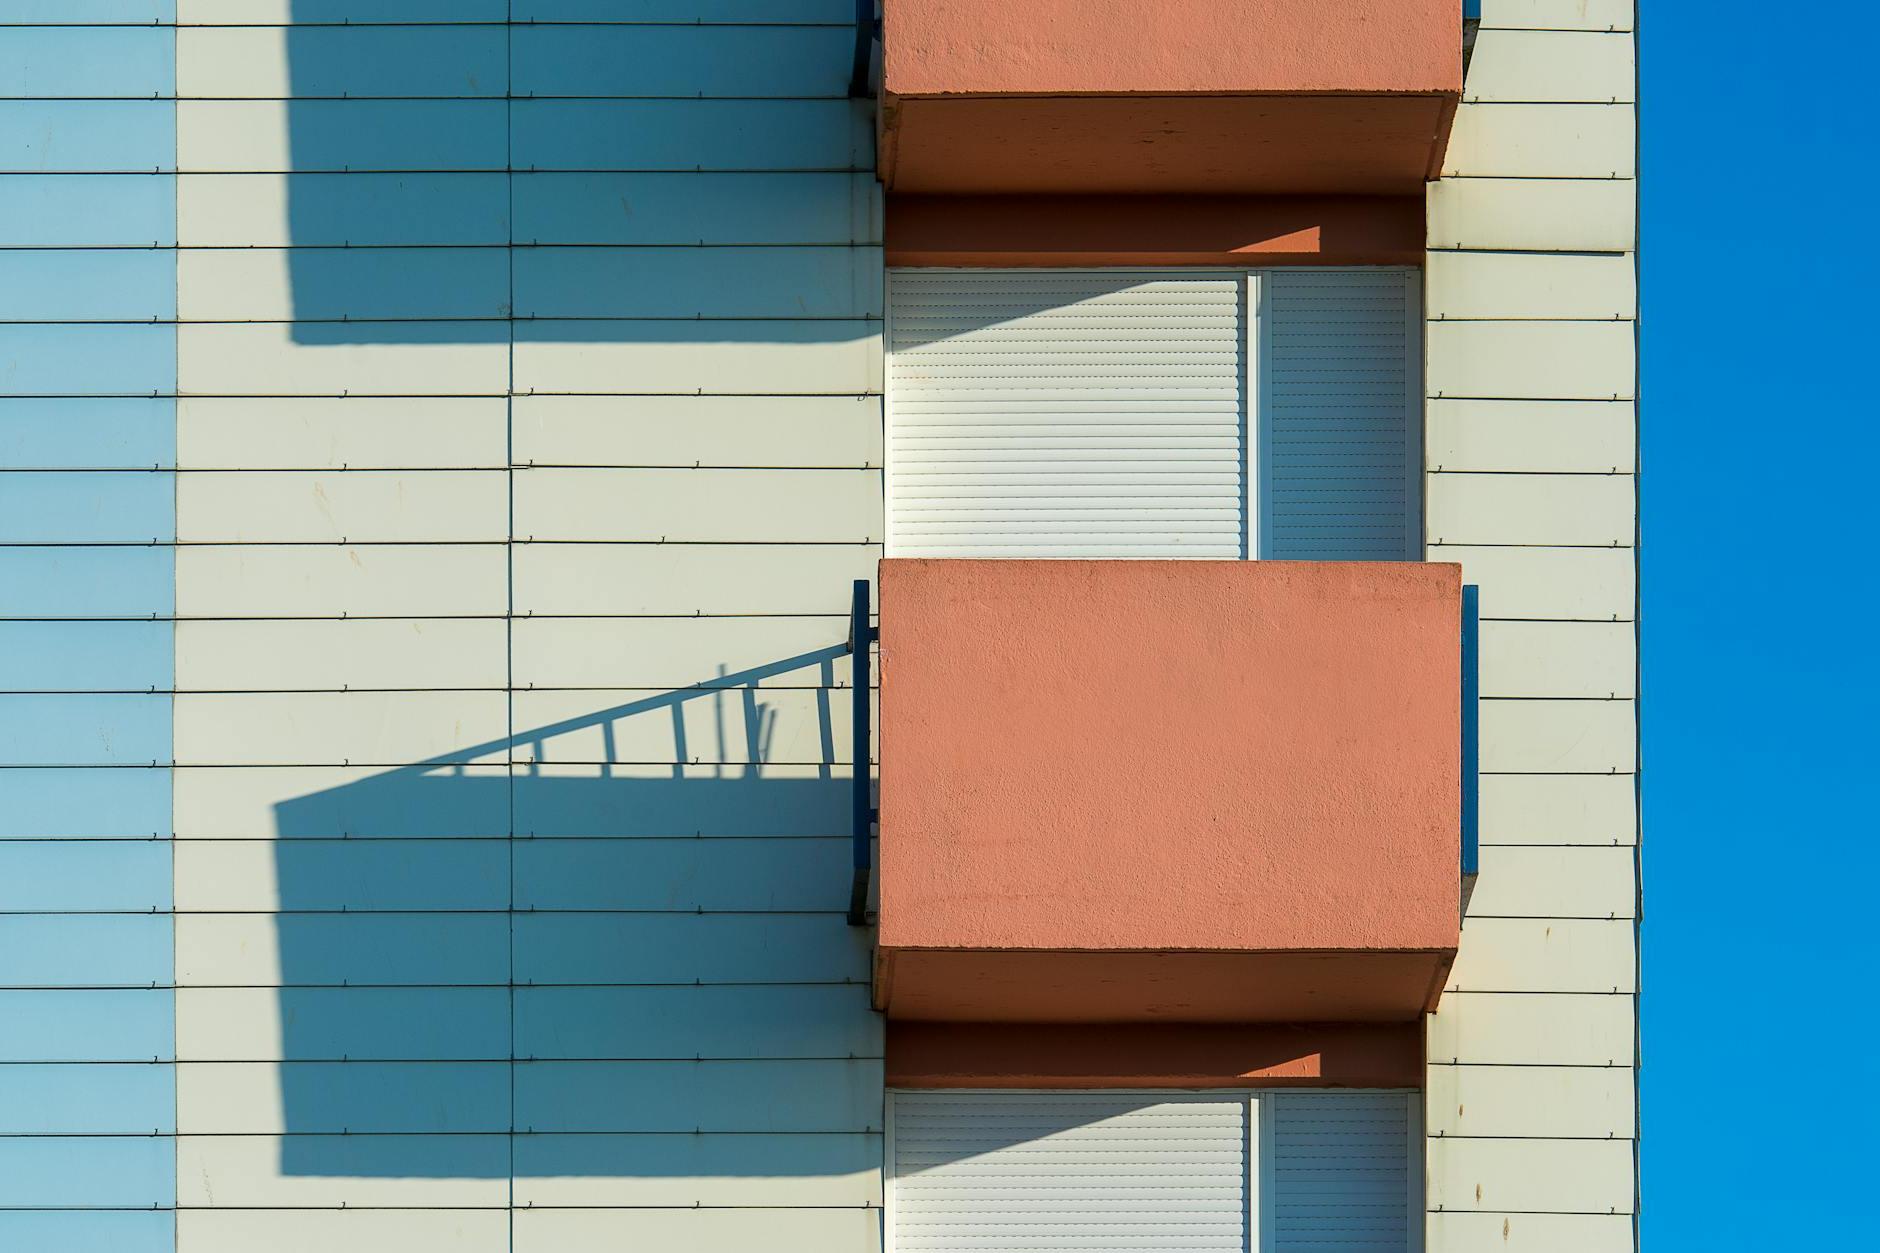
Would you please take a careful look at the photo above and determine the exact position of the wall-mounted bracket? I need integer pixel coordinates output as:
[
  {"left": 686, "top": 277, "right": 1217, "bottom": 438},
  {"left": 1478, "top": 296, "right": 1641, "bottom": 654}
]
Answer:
[{"left": 846, "top": 578, "right": 878, "bottom": 924}]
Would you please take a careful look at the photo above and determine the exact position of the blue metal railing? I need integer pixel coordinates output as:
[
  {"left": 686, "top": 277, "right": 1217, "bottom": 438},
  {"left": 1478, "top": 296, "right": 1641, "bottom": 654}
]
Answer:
[
  {"left": 846, "top": 579, "right": 878, "bottom": 925},
  {"left": 1461, "top": 583, "right": 1480, "bottom": 883},
  {"left": 848, "top": 0, "right": 879, "bottom": 98}
]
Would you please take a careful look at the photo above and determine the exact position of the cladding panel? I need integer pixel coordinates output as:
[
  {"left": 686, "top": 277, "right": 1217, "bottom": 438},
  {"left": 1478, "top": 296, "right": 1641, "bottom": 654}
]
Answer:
[
  {"left": 1427, "top": 399, "right": 1634, "bottom": 472},
  {"left": 1427, "top": 992, "right": 1634, "bottom": 1066},
  {"left": 1427, "top": 1064, "right": 1635, "bottom": 1139},
  {"left": 1429, "top": 176, "right": 1635, "bottom": 251},
  {"left": 1479, "top": 1, "right": 1634, "bottom": 32},
  {"left": 1463, "top": 30, "right": 1635, "bottom": 103},
  {"left": 1428, "top": 1213, "right": 1635, "bottom": 1253},
  {"left": 1440, "top": 103, "right": 1636, "bottom": 178},
  {"left": 1427, "top": 252, "right": 1634, "bottom": 320},
  {"left": 1427, "top": 1138, "right": 1635, "bottom": 1214}
]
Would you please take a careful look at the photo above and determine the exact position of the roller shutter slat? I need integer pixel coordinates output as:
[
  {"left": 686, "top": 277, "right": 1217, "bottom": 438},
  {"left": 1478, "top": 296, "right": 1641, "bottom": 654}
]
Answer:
[
  {"left": 891, "top": 1090, "right": 1420, "bottom": 1251},
  {"left": 891, "top": 1091, "right": 1251, "bottom": 1252},
  {"left": 1265, "top": 1092, "right": 1418, "bottom": 1253},
  {"left": 888, "top": 271, "right": 1247, "bottom": 559},
  {"left": 1261, "top": 270, "right": 1421, "bottom": 560},
  {"left": 888, "top": 269, "right": 1418, "bottom": 561}
]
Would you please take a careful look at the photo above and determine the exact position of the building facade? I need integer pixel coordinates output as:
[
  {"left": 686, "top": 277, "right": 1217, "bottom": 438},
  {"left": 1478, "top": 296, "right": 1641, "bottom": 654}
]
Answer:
[{"left": 0, "top": 2, "right": 1637, "bottom": 1251}]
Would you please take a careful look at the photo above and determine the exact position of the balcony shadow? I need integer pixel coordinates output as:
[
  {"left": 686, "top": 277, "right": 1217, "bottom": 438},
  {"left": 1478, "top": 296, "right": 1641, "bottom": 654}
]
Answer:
[
  {"left": 263, "top": 4, "right": 882, "bottom": 1185},
  {"left": 268, "top": 645, "right": 880, "bottom": 1180},
  {"left": 282, "top": 4, "right": 878, "bottom": 346}
]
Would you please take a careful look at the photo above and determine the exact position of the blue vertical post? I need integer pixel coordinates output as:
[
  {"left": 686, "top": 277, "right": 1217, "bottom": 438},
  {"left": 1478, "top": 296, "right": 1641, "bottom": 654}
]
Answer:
[
  {"left": 848, "top": 0, "right": 877, "bottom": 97},
  {"left": 848, "top": 579, "right": 874, "bottom": 924},
  {"left": 1461, "top": 583, "right": 1480, "bottom": 882}
]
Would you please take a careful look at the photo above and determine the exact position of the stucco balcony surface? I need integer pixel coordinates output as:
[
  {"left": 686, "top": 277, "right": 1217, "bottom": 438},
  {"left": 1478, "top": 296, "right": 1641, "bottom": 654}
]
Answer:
[
  {"left": 874, "top": 558, "right": 1463, "bottom": 1023},
  {"left": 877, "top": 0, "right": 1463, "bottom": 194}
]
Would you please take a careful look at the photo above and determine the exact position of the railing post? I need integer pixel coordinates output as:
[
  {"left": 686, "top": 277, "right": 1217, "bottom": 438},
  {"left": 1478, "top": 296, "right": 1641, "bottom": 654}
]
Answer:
[
  {"left": 847, "top": 579, "right": 875, "bottom": 925},
  {"left": 1460, "top": 583, "right": 1480, "bottom": 885}
]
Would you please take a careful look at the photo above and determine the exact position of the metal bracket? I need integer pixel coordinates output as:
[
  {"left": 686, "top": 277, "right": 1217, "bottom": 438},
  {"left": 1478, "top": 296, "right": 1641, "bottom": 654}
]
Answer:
[{"left": 846, "top": 579, "right": 877, "bottom": 925}]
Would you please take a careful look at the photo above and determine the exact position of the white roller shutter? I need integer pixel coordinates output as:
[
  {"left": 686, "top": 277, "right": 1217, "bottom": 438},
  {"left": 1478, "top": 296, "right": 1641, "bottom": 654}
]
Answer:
[
  {"left": 886, "top": 267, "right": 1421, "bottom": 562},
  {"left": 888, "top": 1089, "right": 1422, "bottom": 1253},
  {"left": 1262, "top": 1092, "right": 1422, "bottom": 1253},
  {"left": 1258, "top": 269, "right": 1423, "bottom": 561},
  {"left": 886, "top": 270, "right": 1248, "bottom": 558},
  {"left": 889, "top": 1090, "right": 1251, "bottom": 1251}
]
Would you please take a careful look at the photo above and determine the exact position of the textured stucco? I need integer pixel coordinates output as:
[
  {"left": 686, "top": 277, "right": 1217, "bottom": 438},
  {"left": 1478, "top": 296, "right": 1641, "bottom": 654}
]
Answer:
[
  {"left": 875, "top": 559, "right": 1462, "bottom": 1022},
  {"left": 883, "top": 0, "right": 1462, "bottom": 97},
  {"left": 877, "top": 0, "right": 1461, "bottom": 193}
]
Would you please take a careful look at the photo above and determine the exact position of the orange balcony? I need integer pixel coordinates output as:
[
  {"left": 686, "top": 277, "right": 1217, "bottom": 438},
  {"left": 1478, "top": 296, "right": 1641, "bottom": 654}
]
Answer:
[
  {"left": 876, "top": 0, "right": 1463, "bottom": 194},
  {"left": 873, "top": 559, "right": 1464, "bottom": 1024}
]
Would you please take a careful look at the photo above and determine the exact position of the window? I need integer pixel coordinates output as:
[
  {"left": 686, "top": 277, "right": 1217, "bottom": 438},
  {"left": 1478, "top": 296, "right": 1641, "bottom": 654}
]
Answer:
[
  {"left": 887, "top": 1088, "right": 1423, "bottom": 1253},
  {"left": 886, "top": 268, "right": 1422, "bottom": 560}
]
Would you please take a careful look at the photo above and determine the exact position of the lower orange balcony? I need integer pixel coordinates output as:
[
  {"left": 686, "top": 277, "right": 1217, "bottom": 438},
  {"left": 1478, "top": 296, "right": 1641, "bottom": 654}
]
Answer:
[{"left": 872, "top": 558, "right": 1464, "bottom": 1023}]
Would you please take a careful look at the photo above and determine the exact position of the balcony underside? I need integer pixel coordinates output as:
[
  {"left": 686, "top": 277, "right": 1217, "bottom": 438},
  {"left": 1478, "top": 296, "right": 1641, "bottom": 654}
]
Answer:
[
  {"left": 877, "top": 0, "right": 1462, "bottom": 195},
  {"left": 875, "top": 949, "right": 1456, "bottom": 1024},
  {"left": 879, "top": 94, "right": 1457, "bottom": 195}
]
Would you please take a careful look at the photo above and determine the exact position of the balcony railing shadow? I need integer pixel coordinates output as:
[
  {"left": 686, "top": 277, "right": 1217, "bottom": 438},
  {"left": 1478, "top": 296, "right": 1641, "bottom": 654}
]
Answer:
[
  {"left": 269, "top": 646, "right": 880, "bottom": 1180},
  {"left": 265, "top": 4, "right": 883, "bottom": 1185}
]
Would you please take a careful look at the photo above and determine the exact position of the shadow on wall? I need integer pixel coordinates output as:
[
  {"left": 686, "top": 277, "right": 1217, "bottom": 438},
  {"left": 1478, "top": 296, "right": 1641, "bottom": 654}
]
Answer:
[
  {"left": 264, "top": 6, "right": 884, "bottom": 1182},
  {"left": 282, "top": 4, "right": 879, "bottom": 346},
  {"left": 269, "top": 646, "right": 880, "bottom": 1179}
]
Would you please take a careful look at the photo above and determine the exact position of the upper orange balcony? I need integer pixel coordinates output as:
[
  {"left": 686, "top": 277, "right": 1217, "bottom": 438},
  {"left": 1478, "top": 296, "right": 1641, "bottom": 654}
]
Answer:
[
  {"left": 876, "top": 0, "right": 1464, "bottom": 194},
  {"left": 872, "top": 559, "right": 1466, "bottom": 1024}
]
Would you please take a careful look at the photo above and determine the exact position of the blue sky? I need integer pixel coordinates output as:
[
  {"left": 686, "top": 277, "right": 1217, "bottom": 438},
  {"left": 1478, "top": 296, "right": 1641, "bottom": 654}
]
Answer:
[{"left": 1641, "top": 3, "right": 1878, "bottom": 1246}]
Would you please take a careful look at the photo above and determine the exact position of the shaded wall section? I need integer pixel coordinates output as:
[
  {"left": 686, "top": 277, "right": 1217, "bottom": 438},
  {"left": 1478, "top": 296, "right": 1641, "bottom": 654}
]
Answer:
[
  {"left": 274, "top": 7, "right": 877, "bottom": 347},
  {"left": 266, "top": 655, "right": 878, "bottom": 1182},
  {"left": 0, "top": 5, "right": 179, "bottom": 1251},
  {"left": 165, "top": 4, "right": 886, "bottom": 1251}
]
